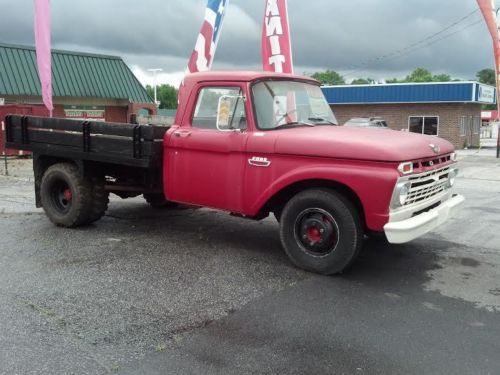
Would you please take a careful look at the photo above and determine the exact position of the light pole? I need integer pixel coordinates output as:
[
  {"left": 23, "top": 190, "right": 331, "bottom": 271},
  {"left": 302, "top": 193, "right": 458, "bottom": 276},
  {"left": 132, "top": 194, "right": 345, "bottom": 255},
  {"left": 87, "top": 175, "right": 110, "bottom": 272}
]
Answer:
[{"left": 147, "top": 68, "right": 163, "bottom": 107}]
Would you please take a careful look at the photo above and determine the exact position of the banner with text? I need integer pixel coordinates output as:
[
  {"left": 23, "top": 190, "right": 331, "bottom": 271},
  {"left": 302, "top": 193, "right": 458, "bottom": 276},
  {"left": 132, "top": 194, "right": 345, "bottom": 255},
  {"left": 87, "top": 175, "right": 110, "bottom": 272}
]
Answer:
[{"left": 262, "top": 0, "right": 293, "bottom": 73}]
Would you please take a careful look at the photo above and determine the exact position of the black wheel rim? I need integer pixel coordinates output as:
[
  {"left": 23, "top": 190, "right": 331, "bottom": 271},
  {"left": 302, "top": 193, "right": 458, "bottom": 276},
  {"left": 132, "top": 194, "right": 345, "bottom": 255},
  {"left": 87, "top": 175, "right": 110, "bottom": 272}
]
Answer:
[
  {"left": 49, "top": 179, "right": 73, "bottom": 214},
  {"left": 293, "top": 208, "right": 340, "bottom": 256}
]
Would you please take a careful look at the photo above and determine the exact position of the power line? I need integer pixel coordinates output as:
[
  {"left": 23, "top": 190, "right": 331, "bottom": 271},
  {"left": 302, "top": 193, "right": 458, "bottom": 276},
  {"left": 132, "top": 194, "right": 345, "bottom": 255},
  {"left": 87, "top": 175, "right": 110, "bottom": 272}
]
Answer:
[{"left": 340, "top": 8, "right": 481, "bottom": 77}]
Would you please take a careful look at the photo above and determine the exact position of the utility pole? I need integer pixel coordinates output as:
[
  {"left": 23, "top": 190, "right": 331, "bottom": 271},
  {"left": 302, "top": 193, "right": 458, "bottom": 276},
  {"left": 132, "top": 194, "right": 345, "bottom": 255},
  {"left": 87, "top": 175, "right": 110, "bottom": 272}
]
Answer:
[{"left": 147, "top": 68, "right": 163, "bottom": 107}]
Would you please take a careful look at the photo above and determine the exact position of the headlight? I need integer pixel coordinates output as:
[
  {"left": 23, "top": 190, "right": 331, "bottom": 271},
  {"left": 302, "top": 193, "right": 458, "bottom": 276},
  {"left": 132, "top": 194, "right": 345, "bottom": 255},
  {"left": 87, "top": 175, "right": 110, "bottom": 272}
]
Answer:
[
  {"left": 447, "top": 169, "right": 458, "bottom": 188},
  {"left": 392, "top": 181, "right": 412, "bottom": 207},
  {"left": 450, "top": 152, "right": 457, "bottom": 162},
  {"left": 399, "top": 182, "right": 411, "bottom": 206}
]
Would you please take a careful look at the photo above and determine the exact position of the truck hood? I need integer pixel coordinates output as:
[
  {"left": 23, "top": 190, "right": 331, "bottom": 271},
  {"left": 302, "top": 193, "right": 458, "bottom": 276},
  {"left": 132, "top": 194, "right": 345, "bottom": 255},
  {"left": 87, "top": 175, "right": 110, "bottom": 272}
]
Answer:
[{"left": 274, "top": 126, "right": 454, "bottom": 162}]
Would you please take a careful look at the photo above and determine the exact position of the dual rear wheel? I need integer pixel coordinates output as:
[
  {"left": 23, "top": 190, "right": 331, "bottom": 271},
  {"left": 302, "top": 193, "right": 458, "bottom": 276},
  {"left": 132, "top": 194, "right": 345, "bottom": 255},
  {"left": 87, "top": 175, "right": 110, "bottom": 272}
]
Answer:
[{"left": 40, "top": 163, "right": 109, "bottom": 227}]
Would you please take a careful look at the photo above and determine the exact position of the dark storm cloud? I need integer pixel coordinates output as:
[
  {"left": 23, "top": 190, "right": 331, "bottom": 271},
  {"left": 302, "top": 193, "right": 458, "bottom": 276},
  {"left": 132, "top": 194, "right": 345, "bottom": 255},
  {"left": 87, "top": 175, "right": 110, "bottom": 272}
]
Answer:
[{"left": 0, "top": 0, "right": 494, "bottom": 82}]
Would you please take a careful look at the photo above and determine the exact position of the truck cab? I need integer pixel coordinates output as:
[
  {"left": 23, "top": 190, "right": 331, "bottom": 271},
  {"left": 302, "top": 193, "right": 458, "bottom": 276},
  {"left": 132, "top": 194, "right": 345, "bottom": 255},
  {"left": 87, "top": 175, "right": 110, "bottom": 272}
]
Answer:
[{"left": 4, "top": 71, "right": 464, "bottom": 275}]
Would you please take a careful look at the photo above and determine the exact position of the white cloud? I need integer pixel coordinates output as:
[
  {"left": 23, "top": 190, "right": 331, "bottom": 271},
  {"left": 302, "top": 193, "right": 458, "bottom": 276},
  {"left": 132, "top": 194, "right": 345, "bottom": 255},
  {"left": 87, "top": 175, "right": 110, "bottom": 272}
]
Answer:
[{"left": 131, "top": 66, "right": 185, "bottom": 87}]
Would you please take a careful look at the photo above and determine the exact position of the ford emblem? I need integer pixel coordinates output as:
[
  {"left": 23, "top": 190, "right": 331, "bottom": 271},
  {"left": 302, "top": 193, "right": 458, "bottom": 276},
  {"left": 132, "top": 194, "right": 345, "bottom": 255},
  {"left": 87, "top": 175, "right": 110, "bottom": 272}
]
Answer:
[{"left": 429, "top": 144, "right": 440, "bottom": 154}]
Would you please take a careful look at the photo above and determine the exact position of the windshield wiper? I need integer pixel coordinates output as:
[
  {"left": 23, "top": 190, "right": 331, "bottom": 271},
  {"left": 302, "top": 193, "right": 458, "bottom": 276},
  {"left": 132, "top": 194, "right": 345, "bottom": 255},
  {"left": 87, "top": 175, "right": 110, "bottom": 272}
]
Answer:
[
  {"left": 308, "top": 117, "right": 338, "bottom": 125},
  {"left": 273, "top": 122, "right": 315, "bottom": 130}
]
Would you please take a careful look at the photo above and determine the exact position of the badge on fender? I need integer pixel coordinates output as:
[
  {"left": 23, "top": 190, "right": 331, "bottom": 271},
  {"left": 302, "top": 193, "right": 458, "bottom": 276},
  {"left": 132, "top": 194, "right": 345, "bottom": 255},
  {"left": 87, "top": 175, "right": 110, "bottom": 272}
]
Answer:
[{"left": 248, "top": 157, "right": 271, "bottom": 167}]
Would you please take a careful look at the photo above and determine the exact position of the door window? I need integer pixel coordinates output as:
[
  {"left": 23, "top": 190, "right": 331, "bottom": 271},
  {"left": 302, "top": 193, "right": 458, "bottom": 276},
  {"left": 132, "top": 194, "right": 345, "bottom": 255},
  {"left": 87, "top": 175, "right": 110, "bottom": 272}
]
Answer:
[{"left": 192, "top": 87, "right": 246, "bottom": 130}]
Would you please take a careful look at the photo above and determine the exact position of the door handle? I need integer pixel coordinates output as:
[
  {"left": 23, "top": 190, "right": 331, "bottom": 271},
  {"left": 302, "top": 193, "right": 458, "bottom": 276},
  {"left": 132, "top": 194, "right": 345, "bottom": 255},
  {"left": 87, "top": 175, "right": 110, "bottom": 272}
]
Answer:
[{"left": 173, "top": 130, "right": 192, "bottom": 138}]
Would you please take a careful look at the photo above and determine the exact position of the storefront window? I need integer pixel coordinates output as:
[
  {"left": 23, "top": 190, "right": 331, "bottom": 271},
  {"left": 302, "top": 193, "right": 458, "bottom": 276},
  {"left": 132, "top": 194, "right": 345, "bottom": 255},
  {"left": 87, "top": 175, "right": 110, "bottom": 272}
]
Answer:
[{"left": 408, "top": 116, "right": 438, "bottom": 136}]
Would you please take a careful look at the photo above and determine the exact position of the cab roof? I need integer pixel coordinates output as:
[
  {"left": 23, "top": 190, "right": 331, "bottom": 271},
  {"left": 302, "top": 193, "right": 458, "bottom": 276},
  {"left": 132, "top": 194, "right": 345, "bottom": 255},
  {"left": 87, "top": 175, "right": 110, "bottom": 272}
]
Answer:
[{"left": 183, "top": 70, "right": 319, "bottom": 85}]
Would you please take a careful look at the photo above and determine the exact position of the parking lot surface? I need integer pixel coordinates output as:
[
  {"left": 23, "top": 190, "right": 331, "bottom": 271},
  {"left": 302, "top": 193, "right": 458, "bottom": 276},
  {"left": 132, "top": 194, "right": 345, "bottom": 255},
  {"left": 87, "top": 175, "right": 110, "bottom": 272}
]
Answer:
[{"left": 0, "top": 151, "right": 499, "bottom": 374}]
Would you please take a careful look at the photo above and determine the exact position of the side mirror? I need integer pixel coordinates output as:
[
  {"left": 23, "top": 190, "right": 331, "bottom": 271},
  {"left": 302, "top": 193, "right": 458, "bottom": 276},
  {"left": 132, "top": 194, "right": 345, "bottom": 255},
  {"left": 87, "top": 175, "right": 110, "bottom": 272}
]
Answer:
[{"left": 216, "top": 95, "right": 245, "bottom": 131}]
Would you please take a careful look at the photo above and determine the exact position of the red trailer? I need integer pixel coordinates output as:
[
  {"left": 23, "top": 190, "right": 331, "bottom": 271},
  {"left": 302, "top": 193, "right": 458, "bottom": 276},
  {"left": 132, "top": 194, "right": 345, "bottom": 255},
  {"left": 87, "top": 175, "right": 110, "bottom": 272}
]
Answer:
[{"left": 1, "top": 105, "right": 49, "bottom": 155}]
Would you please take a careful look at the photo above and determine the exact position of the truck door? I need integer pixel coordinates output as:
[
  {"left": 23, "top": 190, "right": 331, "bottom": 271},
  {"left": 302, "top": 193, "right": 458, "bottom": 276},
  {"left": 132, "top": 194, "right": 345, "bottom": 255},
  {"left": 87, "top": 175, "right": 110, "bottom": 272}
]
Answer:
[{"left": 166, "top": 85, "right": 249, "bottom": 212}]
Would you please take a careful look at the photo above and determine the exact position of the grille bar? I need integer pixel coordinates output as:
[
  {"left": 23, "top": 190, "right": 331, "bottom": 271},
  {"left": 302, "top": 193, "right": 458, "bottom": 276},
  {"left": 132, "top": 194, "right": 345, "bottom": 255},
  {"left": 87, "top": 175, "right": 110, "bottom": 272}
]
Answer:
[{"left": 404, "top": 166, "right": 450, "bottom": 206}]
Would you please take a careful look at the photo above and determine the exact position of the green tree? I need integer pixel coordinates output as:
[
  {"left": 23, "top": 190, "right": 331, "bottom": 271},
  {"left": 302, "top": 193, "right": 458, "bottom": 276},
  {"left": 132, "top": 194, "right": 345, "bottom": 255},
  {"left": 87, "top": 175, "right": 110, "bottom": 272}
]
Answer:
[
  {"left": 404, "top": 67, "right": 433, "bottom": 83},
  {"left": 476, "top": 68, "right": 496, "bottom": 86},
  {"left": 311, "top": 70, "right": 345, "bottom": 85},
  {"left": 386, "top": 69, "right": 455, "bottom": 83},
  {"left": 432, "top": 74, "right": 451, "bottom": 82},
  {"left": 351, "top": 78, "right": 375, "bottom": 85},
  {"left": 146, "top": 84, "right": 178, "bottom": 109}
]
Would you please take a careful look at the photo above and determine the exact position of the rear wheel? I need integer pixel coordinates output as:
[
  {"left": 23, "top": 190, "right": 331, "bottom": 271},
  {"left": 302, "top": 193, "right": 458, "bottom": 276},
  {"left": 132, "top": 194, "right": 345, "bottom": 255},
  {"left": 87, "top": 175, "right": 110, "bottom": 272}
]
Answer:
[
  {"left": 87, "top": 175, "right": 109, "bottom": 223},
  {"left": 40, "top": 163, "right": 93, "bottom": 227},
  {"left": 279, "top": 189, "right": 363, "bottom": 275}
]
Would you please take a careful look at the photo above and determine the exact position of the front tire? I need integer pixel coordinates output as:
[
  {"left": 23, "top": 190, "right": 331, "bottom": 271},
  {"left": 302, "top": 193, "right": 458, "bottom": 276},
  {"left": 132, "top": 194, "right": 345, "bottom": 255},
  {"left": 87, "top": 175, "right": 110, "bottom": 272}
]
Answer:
[
  {"left": 40, "top": 163, "right": 93, "bottom": 227},
  {"left": 279, "top": 189, "right": 363, "bottom": 275}
]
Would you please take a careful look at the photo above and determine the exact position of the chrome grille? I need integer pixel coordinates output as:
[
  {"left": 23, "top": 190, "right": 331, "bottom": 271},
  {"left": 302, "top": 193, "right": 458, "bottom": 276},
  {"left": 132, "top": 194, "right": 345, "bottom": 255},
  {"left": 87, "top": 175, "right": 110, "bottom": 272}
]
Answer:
[{"left": 404, "top": 166, "right": 450, "bottom": 206}]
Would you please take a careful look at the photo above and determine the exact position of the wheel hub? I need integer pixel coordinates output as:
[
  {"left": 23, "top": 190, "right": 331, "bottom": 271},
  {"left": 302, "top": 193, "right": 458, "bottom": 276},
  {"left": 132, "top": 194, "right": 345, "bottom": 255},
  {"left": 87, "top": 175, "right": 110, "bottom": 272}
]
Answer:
[
  {"left": 62, "top": 189, "right": 72, "bottom": 202},
  {"left": 49, "top": 180, "right": 73, "bottom": 214},
  {"left": 295, "top": 209, "right": 339, "bottom": 256}
]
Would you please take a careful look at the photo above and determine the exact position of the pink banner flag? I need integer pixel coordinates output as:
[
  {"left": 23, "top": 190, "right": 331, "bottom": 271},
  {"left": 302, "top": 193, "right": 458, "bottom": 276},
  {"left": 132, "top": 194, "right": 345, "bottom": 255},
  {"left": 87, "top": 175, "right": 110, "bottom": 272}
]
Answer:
[
  {"left": 33, "top": 0, "right": 53, "bottom": 115},
  {"left": 477, "top": 0, "right": 500, "bottom": 117},
  {"left": 262, "top": 0, "right": 293, "bottom": 73}
]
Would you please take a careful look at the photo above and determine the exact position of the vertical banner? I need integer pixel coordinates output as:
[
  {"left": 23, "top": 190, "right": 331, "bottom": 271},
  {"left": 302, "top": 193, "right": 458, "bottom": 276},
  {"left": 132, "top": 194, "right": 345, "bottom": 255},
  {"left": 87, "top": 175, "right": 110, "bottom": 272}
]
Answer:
[
  {"left": 186, "top": 0, "right": 229, "bottom": 74},
  {"left": 477, "top": 0, "right": 500, "bottom": 118},
  {"left": 262, "top": 0, "right": 293, "bottom": 73},
  {"left": 33, "top": 0, "right": 53, "bottom": 116}
]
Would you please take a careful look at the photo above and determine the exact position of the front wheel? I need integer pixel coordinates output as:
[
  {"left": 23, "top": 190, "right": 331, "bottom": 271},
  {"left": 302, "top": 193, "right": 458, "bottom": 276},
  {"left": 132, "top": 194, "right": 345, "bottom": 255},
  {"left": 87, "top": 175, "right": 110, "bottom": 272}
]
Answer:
[{"left": 279, "top": 189, "right": 363, "bottom": 275}]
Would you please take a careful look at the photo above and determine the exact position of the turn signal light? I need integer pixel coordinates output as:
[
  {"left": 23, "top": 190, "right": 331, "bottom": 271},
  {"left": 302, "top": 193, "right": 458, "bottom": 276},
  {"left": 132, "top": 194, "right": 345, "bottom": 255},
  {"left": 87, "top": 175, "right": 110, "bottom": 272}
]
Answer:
[{"left": 397, "top": 162, "right": 413, "bottom": 175}]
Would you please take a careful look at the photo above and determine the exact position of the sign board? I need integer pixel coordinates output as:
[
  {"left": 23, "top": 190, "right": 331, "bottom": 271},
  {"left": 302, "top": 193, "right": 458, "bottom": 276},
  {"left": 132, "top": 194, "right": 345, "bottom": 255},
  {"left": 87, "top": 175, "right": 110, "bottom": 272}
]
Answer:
[
  {"left": 63, "top": 105, "right": 105, "bottom": 121},
  {"left": 478, "top": 84, "right": 496, "bottom": 104}
]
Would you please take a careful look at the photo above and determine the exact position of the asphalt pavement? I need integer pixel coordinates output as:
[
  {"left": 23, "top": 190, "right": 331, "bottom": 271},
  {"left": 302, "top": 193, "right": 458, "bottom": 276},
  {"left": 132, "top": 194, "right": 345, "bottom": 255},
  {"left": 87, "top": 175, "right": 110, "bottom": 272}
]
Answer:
[{"left": 0, "top": 150, "right": 499, "bottom": 375}]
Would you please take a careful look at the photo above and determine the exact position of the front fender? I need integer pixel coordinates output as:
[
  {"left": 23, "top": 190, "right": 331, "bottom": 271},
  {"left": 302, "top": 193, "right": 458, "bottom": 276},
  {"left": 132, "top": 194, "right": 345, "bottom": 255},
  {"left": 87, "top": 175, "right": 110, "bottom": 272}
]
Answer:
[{"left": 248, "top": 162, "right": 399, "bottom": 231}]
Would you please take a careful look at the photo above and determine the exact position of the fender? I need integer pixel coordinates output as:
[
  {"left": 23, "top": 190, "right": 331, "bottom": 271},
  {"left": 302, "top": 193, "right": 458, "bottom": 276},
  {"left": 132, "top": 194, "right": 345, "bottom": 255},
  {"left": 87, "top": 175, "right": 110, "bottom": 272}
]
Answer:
[{"left": 248, "top": 162, "right": 400, "bottom": 231}]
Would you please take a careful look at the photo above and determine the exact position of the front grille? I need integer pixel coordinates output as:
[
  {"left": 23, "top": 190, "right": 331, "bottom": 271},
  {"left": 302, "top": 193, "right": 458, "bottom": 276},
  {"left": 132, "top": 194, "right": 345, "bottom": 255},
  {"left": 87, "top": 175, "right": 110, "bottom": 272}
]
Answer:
[
  {"left": 404, "top": 166, "right": 450, "bottom": 206},
  {"left": 413, "top": 154, "right": 452, "bottom": 172}
]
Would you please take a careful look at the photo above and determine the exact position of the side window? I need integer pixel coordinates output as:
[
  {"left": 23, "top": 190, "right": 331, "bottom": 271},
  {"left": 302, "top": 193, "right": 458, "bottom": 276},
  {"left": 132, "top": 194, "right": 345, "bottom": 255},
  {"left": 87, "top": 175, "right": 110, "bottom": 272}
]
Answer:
[{"left": 192, "top": 87, "right": 246, "bottom": 130}]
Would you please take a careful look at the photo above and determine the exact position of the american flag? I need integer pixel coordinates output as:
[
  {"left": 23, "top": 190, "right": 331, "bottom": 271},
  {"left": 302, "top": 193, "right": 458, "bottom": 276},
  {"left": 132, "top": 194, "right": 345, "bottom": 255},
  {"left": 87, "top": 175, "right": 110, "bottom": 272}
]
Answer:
[{"left": 187, "top": 0, "right": 229, "bottom": 73}]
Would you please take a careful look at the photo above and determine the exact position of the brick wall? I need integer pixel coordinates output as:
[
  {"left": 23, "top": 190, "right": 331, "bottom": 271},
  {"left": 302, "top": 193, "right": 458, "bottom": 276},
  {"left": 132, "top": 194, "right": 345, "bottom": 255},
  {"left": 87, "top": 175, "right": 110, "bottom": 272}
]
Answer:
[
  {"left": 331, "top": 103, "right": 481, "bottom": 149},
  {"left": 105, "top": 106, "right": 128, "bottom": 123}
]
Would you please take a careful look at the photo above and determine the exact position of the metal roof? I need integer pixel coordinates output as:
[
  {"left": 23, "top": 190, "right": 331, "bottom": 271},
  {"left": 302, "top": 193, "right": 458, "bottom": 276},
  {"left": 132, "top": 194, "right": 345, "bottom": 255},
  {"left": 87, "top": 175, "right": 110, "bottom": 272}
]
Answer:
[
  {"left": 0, "top": 43, "right": 153, "bottom": 103},
  {"left": 322, "top": 81, "right": 497, "bottom": 105}
]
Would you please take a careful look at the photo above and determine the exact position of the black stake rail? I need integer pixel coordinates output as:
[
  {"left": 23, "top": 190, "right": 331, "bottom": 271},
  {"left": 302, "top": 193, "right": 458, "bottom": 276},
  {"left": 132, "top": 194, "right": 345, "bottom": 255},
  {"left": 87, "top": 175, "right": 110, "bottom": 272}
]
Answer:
[{"left": 4, "top": 115, "right": 169, "bottom": 169}]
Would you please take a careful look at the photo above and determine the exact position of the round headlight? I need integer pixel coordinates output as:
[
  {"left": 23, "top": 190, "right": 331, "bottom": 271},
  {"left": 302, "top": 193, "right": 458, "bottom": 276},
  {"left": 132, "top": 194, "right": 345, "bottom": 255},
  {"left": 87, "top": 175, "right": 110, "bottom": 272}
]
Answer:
[
  {"left": 447, "top": 169, "right": 457, "bottom": 188},
  {"left": 399, "top": 183, "right": 411, "bottom": 206}
]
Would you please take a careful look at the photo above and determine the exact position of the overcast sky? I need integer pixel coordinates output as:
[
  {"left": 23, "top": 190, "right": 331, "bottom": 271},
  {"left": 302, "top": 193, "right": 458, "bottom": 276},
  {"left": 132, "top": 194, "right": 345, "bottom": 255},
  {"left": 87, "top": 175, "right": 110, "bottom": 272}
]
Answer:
[{"left": 0, "top": 0, "right": 495, "bottom": 86}]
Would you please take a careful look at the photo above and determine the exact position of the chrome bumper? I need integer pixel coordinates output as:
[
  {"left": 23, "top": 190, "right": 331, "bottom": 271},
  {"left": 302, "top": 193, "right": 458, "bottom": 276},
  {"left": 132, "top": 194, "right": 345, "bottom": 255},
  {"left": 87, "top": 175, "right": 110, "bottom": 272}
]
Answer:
[{"left": 384, "top": 194, "right": 465, "bottom": 244}]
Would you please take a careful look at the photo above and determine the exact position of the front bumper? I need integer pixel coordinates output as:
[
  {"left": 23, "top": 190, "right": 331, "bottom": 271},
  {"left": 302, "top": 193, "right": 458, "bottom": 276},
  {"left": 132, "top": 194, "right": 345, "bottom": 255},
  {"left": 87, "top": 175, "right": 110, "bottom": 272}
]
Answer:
[{"left": 384, "top": 194, "right": 465, "bottom": 244}]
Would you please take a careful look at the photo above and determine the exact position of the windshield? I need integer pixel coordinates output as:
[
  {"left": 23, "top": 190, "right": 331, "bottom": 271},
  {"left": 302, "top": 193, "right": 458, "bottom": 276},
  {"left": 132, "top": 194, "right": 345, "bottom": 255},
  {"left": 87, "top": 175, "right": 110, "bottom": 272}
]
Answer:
[{"left": 252, "top": 80, "right": 338, "bottom": 130}]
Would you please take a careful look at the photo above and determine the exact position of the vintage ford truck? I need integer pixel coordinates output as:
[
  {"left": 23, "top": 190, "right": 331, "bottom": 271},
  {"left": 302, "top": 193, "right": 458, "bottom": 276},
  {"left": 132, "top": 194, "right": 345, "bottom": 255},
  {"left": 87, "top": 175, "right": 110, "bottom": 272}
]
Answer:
[{"left": 4, "top": 71, "right": 464, "bottom": 274}]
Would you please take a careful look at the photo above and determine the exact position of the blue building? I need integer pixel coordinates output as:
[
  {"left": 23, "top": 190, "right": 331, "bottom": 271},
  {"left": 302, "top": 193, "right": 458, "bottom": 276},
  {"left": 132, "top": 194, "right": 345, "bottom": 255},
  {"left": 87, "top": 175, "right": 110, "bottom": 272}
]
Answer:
[{"left": 321, "top": 81, "right": 497, "bottom": 148}]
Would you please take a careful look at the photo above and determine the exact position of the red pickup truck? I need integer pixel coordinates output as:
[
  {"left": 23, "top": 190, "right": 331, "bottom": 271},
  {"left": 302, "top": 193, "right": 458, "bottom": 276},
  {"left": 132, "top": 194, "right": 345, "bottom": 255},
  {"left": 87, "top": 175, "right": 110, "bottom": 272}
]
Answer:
[{"left": 4, "top": 71, "right": 464, "bottom": 274}]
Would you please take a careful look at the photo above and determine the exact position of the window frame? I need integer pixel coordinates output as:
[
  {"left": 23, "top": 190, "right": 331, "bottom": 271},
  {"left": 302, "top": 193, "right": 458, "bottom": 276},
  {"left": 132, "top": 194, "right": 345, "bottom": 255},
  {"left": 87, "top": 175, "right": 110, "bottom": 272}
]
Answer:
[
  {"left": 250, "top": 78, "right": 336, "bottom": 131},
  {"left": 459, "top": 116, "right": 467, "bottom": 137},
  {"left": 191, "top": 85, "right": 247, "bottom": 131},
  {"left": 407, "top": 115, "right": 440, "bottom": 136}
]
